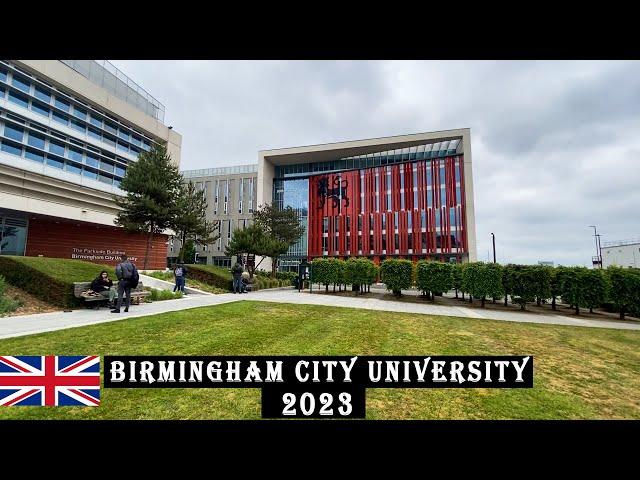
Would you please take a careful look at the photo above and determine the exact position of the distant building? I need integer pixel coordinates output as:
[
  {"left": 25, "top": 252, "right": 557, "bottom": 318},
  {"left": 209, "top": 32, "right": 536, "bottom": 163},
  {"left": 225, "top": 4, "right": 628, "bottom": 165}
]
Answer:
[
  {"left": 601, "top": 238, "right": 640, "bottom": 268},
  {"left": 538, "top": 261, "right": 554, "bottom": 267}
]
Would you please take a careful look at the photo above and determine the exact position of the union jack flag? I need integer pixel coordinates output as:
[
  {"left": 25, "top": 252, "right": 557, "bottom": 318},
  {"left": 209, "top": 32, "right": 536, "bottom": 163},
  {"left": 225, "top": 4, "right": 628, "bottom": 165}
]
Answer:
[{"left": 0, "top": 356, "right": 100, "bottom": 406}]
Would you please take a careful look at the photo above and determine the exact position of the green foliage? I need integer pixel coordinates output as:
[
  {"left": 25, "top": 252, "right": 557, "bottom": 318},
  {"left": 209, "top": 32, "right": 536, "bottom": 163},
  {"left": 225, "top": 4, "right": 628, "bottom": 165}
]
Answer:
[
  {"left": 380, "top": 259, "right": 414, "bottom": 297},
  {"left": 114, "top": 143, "right": 183, "bottom": 269},
  {"left": 582, "top": 269, "right": 608, "bottom": 313},
  {"left": 510, "top": 265, "right": 538, "bottom": 310},
  {"left": 462, "top": 262, "right": 504, "bottom": 307},
  {"left": 531, "top": 265, "right": 552, "bottom": 305},
  {"left": 326, "top": 258, "right": 346, "bottom": 290},
  {"left": 311, "top": 258, "right": 330, "bottom": 288},
  {"left": 606, "top": 266, "right": 640, "bottom": 320},
  {"left": 182, "top": 240, "right": 196, "bottom": 264},
  {"left": 343, "top": 258, "right": 375, "bottom": 294},
  {"left": 502, "top": 264, "right": 518, "bottom": 305},
  {"left": 224, "top": 224, "right": 286, "bottom": 277},
  {"left": 172, "top": 181, "right": 220, "bottom": 262},
  {"left": 186, "top": 264, "right": 234, "bottom": 291},
  {"left": 0, "top": 275, "right": 22, "bottom": 316},
  {"left": 416, "top": 261, "right": 454, "bottom": 300},
  {"left": 560, "top": 267, "right": 590, "bottom": 314},
  {"left": 0, "top": 256, "right": 111, "bottom": 308},
  {"left": 276, "top": 271, "right": 298, "bottom": 282},
  {"left": 451, "top": 263, "right": 463, "bottom": 297},
  {"left": 146, "top": 288, "right": 183, "bottom": 301}
]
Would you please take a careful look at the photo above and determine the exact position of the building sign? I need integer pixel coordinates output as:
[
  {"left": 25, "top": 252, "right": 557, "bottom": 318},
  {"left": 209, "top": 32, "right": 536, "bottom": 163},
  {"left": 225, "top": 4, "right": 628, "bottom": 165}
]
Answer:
[
  {"left": 317, "top": 176, "right": 349, "bottom": 209},
  {"left": 71, "top": 248, "right": 138, "bottom": 263}
]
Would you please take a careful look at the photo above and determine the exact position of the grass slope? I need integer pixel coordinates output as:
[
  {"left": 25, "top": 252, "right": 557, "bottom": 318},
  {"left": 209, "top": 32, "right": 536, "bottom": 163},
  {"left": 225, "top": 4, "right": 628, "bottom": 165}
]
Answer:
[{"left": 0, "top": 301, "right": 638, "bottom": 419}]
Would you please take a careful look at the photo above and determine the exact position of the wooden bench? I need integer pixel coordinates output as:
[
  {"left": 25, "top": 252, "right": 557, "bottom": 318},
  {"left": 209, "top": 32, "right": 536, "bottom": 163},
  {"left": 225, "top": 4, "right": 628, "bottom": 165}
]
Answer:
[{"left": 73, "top": 281, "right": 151, "bottom": 309}]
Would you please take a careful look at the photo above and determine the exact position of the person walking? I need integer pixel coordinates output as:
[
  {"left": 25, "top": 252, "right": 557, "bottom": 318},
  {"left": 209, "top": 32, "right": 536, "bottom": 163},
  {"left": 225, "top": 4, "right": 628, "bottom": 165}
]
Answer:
[
  {"left": 173, "top": 263, "right": 188, "bottom": 294},
  {"left": 91, "top": 270, "right": 116, "bottom": 307},
  {"left": 231, "top": 261, "right": 243, "bottom": 294},
  {"left": 111, "top": 254, "right": 139, "bottom": 313}
]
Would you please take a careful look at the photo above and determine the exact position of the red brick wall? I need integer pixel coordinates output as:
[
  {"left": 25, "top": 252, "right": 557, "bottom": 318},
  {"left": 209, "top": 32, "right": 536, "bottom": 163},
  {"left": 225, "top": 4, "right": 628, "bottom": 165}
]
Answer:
[{"left": 25, "top": 217, "right": 168, "bottom": 269}]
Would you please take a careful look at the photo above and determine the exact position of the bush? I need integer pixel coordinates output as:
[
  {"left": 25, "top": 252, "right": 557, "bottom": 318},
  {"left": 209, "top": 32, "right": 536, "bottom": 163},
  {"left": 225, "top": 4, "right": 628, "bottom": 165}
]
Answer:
[
  {"left": 531, "top": 265, "right": 552, "bottom": 307},
  {"left": 0, "top": 256, "right": 111, "bottom": 308},
  {"left": 462, "top": 262, "right": 503, "bottom": 308},
  {"left": 560, "top": 266, "right": 590, "bottom": 315},
  {"left": 146, "top": 288, "right": 183, "bottom": 301},
  {"left": 311, "top": 258, "right": 331, "bottom": 291},
  {"left": 510, "top": 265, "right": 538, "bottom": 310},
  {"left": 186, "top": 264, "right": 233, "bottom": 291},
  {"left": 276, "top": 271, "right": 298, "bottom": 282},
  {"left": 502, "top": 264, "right": 518, "bottom": 306},
  {"left": 416, "top": 261, "right": 453, "bottom": 301},
  {"left": 0, "top": 275, "right": 22, "bottom": 316},
  {"left": 606, "top": 266, "right": 640, "bottom": 320},
  {"left": 380, "top": 259, "right": 414, "bottom": 297},
  {"left": 344, "top": 258, "right": 375, "bottom": 294},
  {"left": 451, "top": 263, "right": 464, "bottom": 299},
  {"left": 582, "top": 269, "right": 608, "bottom": 314}
]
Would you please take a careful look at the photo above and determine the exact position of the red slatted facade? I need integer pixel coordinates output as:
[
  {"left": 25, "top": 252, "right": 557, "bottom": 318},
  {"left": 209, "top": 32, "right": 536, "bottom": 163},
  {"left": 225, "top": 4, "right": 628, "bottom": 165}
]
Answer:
[{"left": 308, "top": 155, "right": 467, "bottom": 264}]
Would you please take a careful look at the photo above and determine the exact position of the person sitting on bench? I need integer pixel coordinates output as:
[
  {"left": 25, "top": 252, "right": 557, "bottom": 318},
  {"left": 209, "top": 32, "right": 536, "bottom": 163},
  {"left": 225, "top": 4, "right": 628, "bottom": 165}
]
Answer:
[{"left": 91, "top": 271, "right": 116, "bottom": 307}]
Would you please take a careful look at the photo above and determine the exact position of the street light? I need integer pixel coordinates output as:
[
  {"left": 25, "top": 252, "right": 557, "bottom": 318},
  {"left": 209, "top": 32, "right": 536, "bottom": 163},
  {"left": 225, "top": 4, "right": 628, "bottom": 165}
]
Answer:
[
  {"left": 588, "top": 226, "right": 602, "bottom": 268},
  {"left": 491, "top": 233, "right": 496, "bottom": 263}
]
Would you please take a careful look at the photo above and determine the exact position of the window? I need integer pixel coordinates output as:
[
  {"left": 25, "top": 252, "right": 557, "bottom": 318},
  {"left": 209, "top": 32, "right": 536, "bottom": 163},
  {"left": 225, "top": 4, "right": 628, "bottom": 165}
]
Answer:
[
  {"left": 100, "top": 160, "right": 114, "bottom": 173},
  {"left": 98, "top": 173, "right": 112, "bottom": 185},
  {"left": 88, "top": 126, "right": 102, "bottom": 141},
  {"left": 70, "top": 118, "right": 85, "bottom": 133},
  {"left": 358, "top": 235, "right": 362, "bottom": 252},
  {"left": 116, "top": 141, "right": 129, "bottom": 153},
  {"left": 394, "top": 233, "right": 399, "bottom": 251},
  {"left": 1, "top": 140, "right": 22, "bottom": 156},
  {"left": 322, "top": 237, "right": 328, "bottom": 253},
  {"left": 11, "top": 74, "right": 31, "bottom": 93},
  {"left": 456, "top": 186, "right": 462, "bottom": 205},
  {"left": 346, "top": 216, "right": 350, "bottom": 233},
  {"left": 334, "top": 216, "right": 340, "bottom": 233},
  {"left": 68, "top": 146, "right": 83, "bottom": 162},
  {"left": 3, "top": 124, "right": 24, "bottom": 142},
  {"left": 73, "top": 107, "right": 87, "bottom": 121},
  {"left": 357, "top": 215, "right": 362, "bottom": 232},
  {"left": 381, "top": 233, "right": 387, "bottom": 251},
  {"left": 34, "top": 86, "right": 51, "bottom": 103},
  {"left": 8, "top": 90, "right": 29, "bottom": 108},
  {"left": 142, "top": 140, "right": 151, "bottom": 151},
  {"left": 131, "top": 135, "right": 142, "bottom": 147},
  {"left": 52, "top": 110, "right": 68, "bottom": 126},
  {"left": 118, "top": 129, "right": 129, "bottom": 142},
  {"left": 85, "top": 154, "right": 99, "bottom": 168},
  {"left": 450, "top": 208, "right": 456, "bottom": 228},
  {"left": 89, "top": 115, "right": 102, "bottom": 128},
  {"left": 381, "top": 215, "right": 386, "bottom": 231},
  {"left": 0, "top": 67, "right": 7, "bottom": 82},
  {"left": 441, "top": 188, "right": 446, "bottom": 207},
  {"left": 115, "top": 165, "right": 126, "bottom": 177},
  {"left": 54, "top": 97, "right": 70, "bottom": 112},
  {"left": 394, "top": 211, "right": 399, "bottom": 231},
  {"left": 27, "top": 132, "right": 45, "bottom": 149},
  {"left": 48, "top": 139, "right": 65, "bottom": 156},
  {"left": 0, "top": 85, "right": 4, "bottom": 98},
  {"left": 46, "top": 155, "right": 64, "bottom": 169},
  {"left": 239, "top": 178, "right": 244, "bottom": 214},
  {"left": 66, "top": 163, "right": 81, "bottom": 175},
  {"left": 104, "top": 121, "right": 117, "bottom": 135},
  {"left": 346, "top": 236, "right": 351, "bottom": 252},
  {"left": 323, "top": 217, "right": 329, "bottom": 234},
  {"left": 83, "top": 169, "right": 98, "bottom": 180},
  {"left": 103, "top": 134, "right": 116, "bottom": 147},
  {"left": 25, "top": 147, "right": 44, "bottom": 163},
  {"left": 421, "top": 210, "right": 426, "bottom": 228}
]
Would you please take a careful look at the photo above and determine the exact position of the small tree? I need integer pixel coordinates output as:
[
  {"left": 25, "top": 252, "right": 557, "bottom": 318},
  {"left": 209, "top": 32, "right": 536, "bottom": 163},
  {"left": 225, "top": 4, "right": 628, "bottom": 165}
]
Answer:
[
  {"left": 182, "top": 240, "right": 196, "bottom": 264},
  {"left": 171, "top": 181, "right": 220, "bottom": 263},
  {"left": 345, "top": 258, "right": 371, "bottom": 295},
  {"left": 224, "top": 224, "right": 285, "bottom": 279},
  {"left": 253, "top": 204, "right": 306, "bottom": 278},
  {"left": 582, "top": 269, "right": 607, "bottom": 314},
  {"left": 451, "top": 263, "right": 463, "bottom": 299},
  {"left": 380, "top": 259, "right": 414, "bottom": 297},
  {"left": 549, "top": 266, "right": 564, "bottom": 311},
  {"left": 606, "top": 267, "right": 640, "bottom": 320},
  {"left": 311, "top": 258, "right": 331, "bottom": 292},
  {"left": 464, "top": 262, "right": 503, "bottom": 308},
  {"left": 510, "top": 265, "right": 537, "bottom": 310},
  {"left": 531, "top": 265, "right": 552, "bottom": 307},
  {"left": 560, "top": 266, "right": 589, "bottom": 315},
  {"left": 416, "top": 261, "right": 453, "bottom": 301},
  {"left": 114, "top": 143, "right": 182, "bottom": 269}
]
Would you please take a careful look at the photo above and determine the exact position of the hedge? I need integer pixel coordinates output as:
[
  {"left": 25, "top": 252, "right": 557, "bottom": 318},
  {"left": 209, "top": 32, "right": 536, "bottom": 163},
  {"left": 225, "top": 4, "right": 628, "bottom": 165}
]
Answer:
[
  {"left": 0, "top": 256, "right": 112, "bottom": 308},
  {"left": 416, "top": 261, "right": 453, "bottom": 301},
  {"left": 380, "top": 259, "right": 414, "bottom": 297}
]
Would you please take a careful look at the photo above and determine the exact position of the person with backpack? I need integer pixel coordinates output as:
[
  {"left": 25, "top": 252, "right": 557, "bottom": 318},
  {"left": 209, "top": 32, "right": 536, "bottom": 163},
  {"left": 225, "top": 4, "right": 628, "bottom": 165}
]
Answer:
[
  {"left": 173, "top": 263, "right": 188, "bottom": 294},
  {"left": 111, "top": 254, "right": 139, "bottom": 313},
  {"left": 231, "top": 261, "right": 243, "bottom": 294}
]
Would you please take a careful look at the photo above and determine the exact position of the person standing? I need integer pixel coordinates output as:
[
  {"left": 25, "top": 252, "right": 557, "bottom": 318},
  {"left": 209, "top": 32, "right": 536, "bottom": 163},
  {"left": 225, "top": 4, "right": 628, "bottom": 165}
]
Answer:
[
  {"left": 111, "top": 254, "right": 139, "bottom": 313},
  {"left": 91, "top": 270, "right": 116, "bottom": 307},
  {"left": 231, "top": 261, "right": 243, "bottom": 294},
  {"left": 173, "top": 263, "right": 188, "bottom": 294}
]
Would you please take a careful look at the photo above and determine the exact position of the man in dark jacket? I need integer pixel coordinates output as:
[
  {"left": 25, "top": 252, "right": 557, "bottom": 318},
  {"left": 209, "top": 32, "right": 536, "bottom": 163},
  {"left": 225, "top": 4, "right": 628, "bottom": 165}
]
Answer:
[
  {"left": 231, "top": 261, "right": 243, "bottom": 294},
  {"left": 111, "top": 254, "right": 138, "bottom": 313}
]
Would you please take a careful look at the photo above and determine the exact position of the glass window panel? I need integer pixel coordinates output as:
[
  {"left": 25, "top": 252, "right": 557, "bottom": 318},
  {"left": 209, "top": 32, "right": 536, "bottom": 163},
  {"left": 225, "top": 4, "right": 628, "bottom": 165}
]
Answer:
[
  {"left": 98, "top": 173, "right": 112, "bottom": 184},
  {"left": 52, "top": 110, "right": 68, "bottom": 125},
  {"left": 54, "top": 97, "right": 70, "bottom": 112},
  {"left": 89, "top": 115, "right": 102, "bottom": 128},
  {"left": 103, "top": 134, "right": 116, "bottom": 147},
  {"left": 8, "top": 90, "right": 29, "bottom": 108},
  {"left": 27, "top": 132, "right": 45, "bottom": 149},
  {"left": 11, "top": 74, "right": 31, "bottom": 93},
  {"left": 68, "top": 146, "right": 83, "bottom": 162},
  {"left": 3, "top": 124, "right": 24, "bottom": 142},
  {"left": 66, "top": 162, "right": 82, "bottom": 175},
  {"left": 25, "top": 147, "right": 44, "bottom": 163},
  {"left": 115, "top": 165, "right": 126, "bottom": 177},
  {"left": 30, "top": 99, "right": 50, "bottom": 117},
  {"left": 456, "top": 186, "right": 462, "bottom": 205},
  {"left": 1, "top": 140, "right": 22, "bottom": 156},
  {"left": 48, "top": 139, "right": 65, "bottom": 156},
  {"left": 116, "top": 141, "right": 129, "bottom": 153},
  {"left": 100, "top": 160, "right": 114, "bottom": 173},
  {"left": 83, "top": 169, "right": 98, "bottom": 180},
  {"left": 69, "top": 118, "right": 85, "bottom": 133},
  {"left": 0, "top": 67, "right": 7, "bottom": 82},
  {"left": 0, "top": 223, "right": 27, "bottom": 256},
  {"left": 73, "top": 106, "right": 87, "bottom": 120},
  {"left": 88, "top": 126, "right": 102, "bottom": 141},
  {"left": 131, "top": 135, "right": 142, "bottom": 147},
  {"left": 104, "top": 121, "right": 117, "bottom": 135},
  {"left": 46, "top": 155, "right": 64, "bottom": 169},
  {"left": 113, "top": 179, "right": 121, "bottom": 188},
  {"left": 118, "top": 129, "right": 129, "bottom": 141},
  {"left": 0, "top": 85, "right": 4, "bottom": 98},
  {"left": 34, "top": 86, "right": 51, "bottom": 103}
]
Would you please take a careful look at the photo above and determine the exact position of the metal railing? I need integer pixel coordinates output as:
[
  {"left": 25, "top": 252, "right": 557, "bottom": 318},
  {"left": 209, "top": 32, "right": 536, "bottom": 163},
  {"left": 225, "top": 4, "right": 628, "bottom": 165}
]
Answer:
[
  {"left": 60, "top": 60, "right": 166, "bottom": 122},
  {"left": 601, "top": 238, "right": 640, "bottom": 247}
]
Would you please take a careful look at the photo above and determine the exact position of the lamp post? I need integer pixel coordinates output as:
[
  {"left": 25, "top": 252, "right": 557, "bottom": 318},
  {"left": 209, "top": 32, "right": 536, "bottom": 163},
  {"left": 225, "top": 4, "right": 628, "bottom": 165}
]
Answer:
[
  {"left": 491, "top": 233, "right": 496, "bottom": 263},
  {"left": 595, "top": 234, "right": 602, "bottom": 269},
  {"left": 588, "top": 226, "right": 601, "bottom": 268}
]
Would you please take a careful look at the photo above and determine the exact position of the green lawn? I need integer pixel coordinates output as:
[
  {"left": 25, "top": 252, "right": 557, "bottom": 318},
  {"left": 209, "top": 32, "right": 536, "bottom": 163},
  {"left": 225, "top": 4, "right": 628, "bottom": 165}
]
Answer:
[
  {"left": 0, "top": 256, "right": 113, "bottom": 282},
  {"left": 1, "top": 301, "right": 639, "bottom": 419}
]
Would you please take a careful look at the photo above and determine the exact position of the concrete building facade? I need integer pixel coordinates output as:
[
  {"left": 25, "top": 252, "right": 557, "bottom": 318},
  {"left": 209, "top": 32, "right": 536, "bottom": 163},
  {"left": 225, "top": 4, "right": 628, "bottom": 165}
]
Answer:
[
  {"left": 0, "top": 60, "right": 181, "bottom": 268},
  {"left": 601, "top": 238, "right": 640, "bottom": 269},
  {"left": 170, "top": 164, "right": 257, "bottom": 267}
]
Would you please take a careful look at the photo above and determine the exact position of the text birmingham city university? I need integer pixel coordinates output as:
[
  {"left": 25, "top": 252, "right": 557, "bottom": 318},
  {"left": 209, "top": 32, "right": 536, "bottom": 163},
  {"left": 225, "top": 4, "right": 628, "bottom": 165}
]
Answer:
[{"left": 107, "top": 356, "right": 532, "bottom": 385}]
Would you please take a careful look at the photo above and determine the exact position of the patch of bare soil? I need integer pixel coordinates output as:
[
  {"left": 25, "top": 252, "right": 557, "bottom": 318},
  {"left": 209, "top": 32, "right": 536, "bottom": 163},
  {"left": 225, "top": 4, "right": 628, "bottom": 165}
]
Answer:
[{"left": 3, "top": 285, "right": 60, "bottom": 316}]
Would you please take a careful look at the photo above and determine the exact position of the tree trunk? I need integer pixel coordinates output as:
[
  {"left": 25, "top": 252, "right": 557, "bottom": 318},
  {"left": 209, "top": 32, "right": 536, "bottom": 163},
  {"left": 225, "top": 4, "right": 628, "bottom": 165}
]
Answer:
[
  {"left": 462, "top": 292, "right": 465, "bottom": 300},
  {"left": 537, "top": 297, "right": 541, "bottom": 307},
  {"left": 620, "top": 309, "right": 625, "bottom": 320},
  {"left": 333, "top": 284, "right": 336, "bottom": 293},
  {"left": 469, "top": 295, "right": 473, "bottom": 304},
  {"left": 455, "top": 289, "right": 458, "bottom": 299},
  {"left": 481, "top": 297, "right": 485, "bottom": 308},
  {"left": 520, "top": 304, "right": 525, "bottom": 311},
  {"left": 144, "top": 226, "right": 154, "bottom": 270},
  {"left": 271, "top": 258, "right": 277, "bottom": 279},
  {"left": 325, "top": 284, "right": 328, "bottom": 292},
  {"left": 589, "top": 306, "right": 593, "bottom": 314},
  {"left": 504, "top": 295, "right": 508, "bottom": 307},
  {"left": 575, "top": 304, "right": 580, "bottom": 315},
  {"left": 552, "top": 297, "right": 556, "bottom": 311},
  {"left": 492, "top": 297, "right": 496, "bottom": 304}
]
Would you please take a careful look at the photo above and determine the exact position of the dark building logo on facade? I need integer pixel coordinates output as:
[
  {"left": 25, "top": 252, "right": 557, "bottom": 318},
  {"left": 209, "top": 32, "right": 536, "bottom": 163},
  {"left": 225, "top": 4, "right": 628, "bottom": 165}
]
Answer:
[{"left": 317, "top": 176, "right": 349, "bottom": 209}]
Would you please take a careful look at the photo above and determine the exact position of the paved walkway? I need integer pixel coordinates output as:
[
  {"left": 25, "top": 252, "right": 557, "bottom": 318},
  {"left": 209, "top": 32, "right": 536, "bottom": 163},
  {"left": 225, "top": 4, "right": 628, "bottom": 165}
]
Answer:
[{"left": 1, "top": 288, "right": 639, "bottom": 340}]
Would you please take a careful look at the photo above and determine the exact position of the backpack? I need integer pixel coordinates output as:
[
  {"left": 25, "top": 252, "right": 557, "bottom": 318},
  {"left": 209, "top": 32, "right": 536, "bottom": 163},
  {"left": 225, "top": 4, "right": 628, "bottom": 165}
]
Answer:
[
  {"left": 175, "top": 267, "right": 183, "bottom": 277},
  {"left": 130, "top": 266, "right": 140, "bottom": 288}
]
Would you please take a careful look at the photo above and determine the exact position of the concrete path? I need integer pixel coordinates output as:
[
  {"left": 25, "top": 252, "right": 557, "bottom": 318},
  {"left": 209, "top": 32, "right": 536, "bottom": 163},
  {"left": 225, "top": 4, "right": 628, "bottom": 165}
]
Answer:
[{"left": 1, "top": 287, "right": 639, "bottom": 340}]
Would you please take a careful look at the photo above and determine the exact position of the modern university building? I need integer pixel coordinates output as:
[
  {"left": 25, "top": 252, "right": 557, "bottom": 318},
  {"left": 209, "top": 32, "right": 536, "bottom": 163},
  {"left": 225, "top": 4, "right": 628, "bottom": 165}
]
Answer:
[
  {"left": 178, "top": 129, "right": 477, "bottom": 272},
  {"left": 0, "top": 60, "right": 181, "bottom": 269}
]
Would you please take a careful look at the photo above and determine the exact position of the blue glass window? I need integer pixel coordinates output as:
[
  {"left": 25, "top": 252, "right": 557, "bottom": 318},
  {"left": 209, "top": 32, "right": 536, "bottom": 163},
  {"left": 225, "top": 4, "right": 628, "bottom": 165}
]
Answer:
[
  {"left": 441, "top": 188, "right": 446, "bottom": 207},
  {"left": 426, "top": 167, "right": 432, "bottom": 187},
  {"left": 0, "top": 85, "right": 4, "bottom": 98},
  {"left": 456, "top": 186, "right": 462, "bottom": 205},
  {"left": 48, "top": 139, "right": 65, "bottom": 156},
  {"left": 3, "top": 124, "right": 24, "bottom": 142},
  {"left": 113, "top": 179, "right": 121, "bottom": 188},
  {"left": 421, "top": 210, "right": 426, "bottom": 228},
  {"left": 118, "top": 129, "right": 129, "bottom": 142},
  {"left": 34, "top": 86, "right": 51, "bottom": 103},
  {"left": 11, "top": 74, "right": 31, "bottom": 93},
  {"left": 0, "top": 67, "right": 7, "bottom": 82},
  {"left": 131, "top": 135, "right": 142, "bottom": 147},
  {"left": 28, "top": 132, "right": 45, "bottom": 149},
  {"left": 69, "top": 118, "right": 85, "bottom": 133},
  {"left": 450, "top": 207, "right": 456, "bottom": 227},
  {"left": 115, "top": 165, "right": 126, "bottom": 177},
  {"left": 100, "top": 161, "right": 114, "bottom": 173},
  {"left": 439, "top": 163, "right": 445, "bottom": 183},
  {"left": 52, "top": 110, "right": 68, "bottom": 126},
  {"left": 116, "top": 141, "right": 129, "bottom": 153},
  {"left": 68, "top": 146, "right": 83, "bottom": 162},
  {"left": 129, "top": 145, "right": 140, "bottom": 156},
  {"left": 455, "top": 163, "right": 461, "bottom": 183},
  {"left": 66, "top": 162, "right": 82, "bottom": 175},
  {"left": 31, "top": 100, "right": 50, "bottom": 117},
  {"left": 46, "top": 155, "right": 64, "bottom": 169},
  {"left": 435, "top": 209, "right": 440, "bottom": 229},
  {"left": 8, "top": 90, "right": 29, "bottom": 108},
  {"left": 85, "top": 154, "right": 99, "bottom": 168},
  {"left": 427, "top": 189, "right": 432, "bottom": 208},
  {"left": 89, "top": 115, "right": 102, "bottom": 128},
  {"left": 25, "top": 147, "right": 44, "bottom": 163},
  {"left": 142, "top": 140, "right": 151, "bottom": 151},
  {"left": 103, "top": 134, "right": 116, "bottom": 147},
  {"left": 54, "top": 97, "right": 70, "bottom": 112},
  {"left": 98, "top": 173, "right": 112, "bottom": 185},
  {"left": 83, "top": 169, "right": 98, "bottom": 180},
  {"left": 104, "top": 121, "right": 117, "bottom": 135},
  {"left": 1, "top": 140, "right": 22, "bottom": 156},
  {"left": 73, "top": 107, "right": 87, "bottom": 121},
  {"left": 88, "top": 126, "right": 102, "bottom": 141}
]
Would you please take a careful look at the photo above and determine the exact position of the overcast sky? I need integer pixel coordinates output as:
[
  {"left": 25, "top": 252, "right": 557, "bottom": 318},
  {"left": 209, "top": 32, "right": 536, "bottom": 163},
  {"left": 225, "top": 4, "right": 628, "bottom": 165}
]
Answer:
[{"left": 111, "top": 60, "right": 640, "bottom": 267}]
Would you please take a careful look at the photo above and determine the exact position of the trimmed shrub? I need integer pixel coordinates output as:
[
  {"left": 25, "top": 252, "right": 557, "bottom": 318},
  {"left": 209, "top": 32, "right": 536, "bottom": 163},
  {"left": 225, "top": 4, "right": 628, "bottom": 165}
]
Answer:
[
  {"left": 531, "top": 265, "right": 552, "bottom": 307},
  {"left": 560, "top": 266, "right": 590, "bottom": 315},
  {"left": 146, "top": 288, "right": 183, "bottom": 301},
  {"left": 452, "top": 263, "right": 463, "bottom": 299},
  {"left": 510, "top": 265, "right": 538, "bottom": 310},
  {"left": 502, "top": 264, "right": 518, "bottom": 306},
  {"left": 311, "top": 258, "right": 331, "bottom": 292},
  {"left": 0, "top": 274, "right": 22, "bottom": 316},
  {"left": 606, "top": 266, "right": 640, "bottom": 320},
  {"left": 463, "top": 262, "right": 503, "bottom": 308},
  {"left": 416, "top": 261, "right": 453, "bottom": 301},
  {"left": 276, "top": 271, "right": 298, "bottom": 282},
  {"left": 380, "top": 259, "right": 414, "bottom": 297},
  {"left": 326, "top": 258, "right": 346, "bottom": 292},
  {"left": 582, "top": 269, "right": 608, "bottom": 314},
  {"left": 344, "top": 258, "right": 375, "bottom": 295}
]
